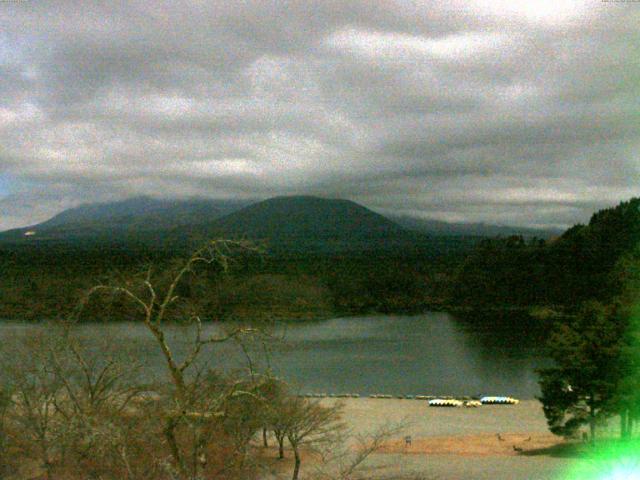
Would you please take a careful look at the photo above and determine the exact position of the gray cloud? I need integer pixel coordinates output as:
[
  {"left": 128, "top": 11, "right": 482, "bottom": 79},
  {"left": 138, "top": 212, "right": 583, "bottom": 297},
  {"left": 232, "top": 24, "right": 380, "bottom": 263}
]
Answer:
[{"left": 0, "top": 0, "right": 639, "bottom": 230}]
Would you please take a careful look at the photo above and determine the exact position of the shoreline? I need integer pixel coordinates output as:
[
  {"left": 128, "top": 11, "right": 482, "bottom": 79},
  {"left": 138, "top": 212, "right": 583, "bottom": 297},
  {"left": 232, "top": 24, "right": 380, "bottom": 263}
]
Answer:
[
  {"left": 312, "top": 398, "right": 577, "bottom": 480},
  {"left": 320, "top": 398, "right": 553, "bottom": 437}
]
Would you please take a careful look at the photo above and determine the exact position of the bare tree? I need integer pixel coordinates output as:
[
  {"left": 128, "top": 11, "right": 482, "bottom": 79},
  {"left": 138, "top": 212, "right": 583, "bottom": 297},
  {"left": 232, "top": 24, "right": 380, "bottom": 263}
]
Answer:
[
  {"left": 48, "top": 328, "right": 151, "bottom": 479},
  {"left": 4, "top": 330, "right": 65, "bottom": 479},
  {"left": 270, "top": 396, "right": 404, "bottom": 480},
  {"left": 313, "top": 421, "right": 408, "bottom": 480},
  {"left": 282, "top": 398, "right": 344, "bottom": 480},
  {"left": 1, "top": 324, "right": 154, "bottom": 480},
  {"left": 258, "top": 377, "right": 289, "bottom": 458},
  {"left": 77, "top": 240, "right": 263, "bottom": 480}
]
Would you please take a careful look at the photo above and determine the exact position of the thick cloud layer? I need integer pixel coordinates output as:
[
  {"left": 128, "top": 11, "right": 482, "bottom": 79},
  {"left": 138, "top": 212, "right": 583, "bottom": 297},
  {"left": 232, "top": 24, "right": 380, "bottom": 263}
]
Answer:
[{"left": 0, "top": 0, "right": 638, "bottom": 230}]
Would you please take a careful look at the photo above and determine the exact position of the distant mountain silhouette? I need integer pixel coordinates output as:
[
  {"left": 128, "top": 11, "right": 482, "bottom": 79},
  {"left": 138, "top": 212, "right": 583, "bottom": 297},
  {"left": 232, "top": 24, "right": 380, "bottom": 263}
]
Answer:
[
  {"left": 208, "top": 196, "right": 406, "bottom": 240},
  {"left": 0, "top": 196, "right": 250, "bottom": 243},
  {"left": 0, "top": 195, "right": 431, "bottom": 254},
  {"left": 42, "top": 196, "right": 249, "bottom": 230},
  {"left": 388, "top": 215, "right": 562, "bottom": 239},
  {"left": 0, "top": 194, "right": 553, "bottom": 254},
  {"left": 175, "top": 195, "right": 420, "bottom": 254}
]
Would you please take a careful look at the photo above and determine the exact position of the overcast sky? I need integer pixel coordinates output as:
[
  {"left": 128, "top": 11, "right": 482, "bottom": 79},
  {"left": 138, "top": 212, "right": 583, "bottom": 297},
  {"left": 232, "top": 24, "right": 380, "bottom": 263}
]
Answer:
[{"left": 0, "top": 0, "right": 638, "bottom": 230}]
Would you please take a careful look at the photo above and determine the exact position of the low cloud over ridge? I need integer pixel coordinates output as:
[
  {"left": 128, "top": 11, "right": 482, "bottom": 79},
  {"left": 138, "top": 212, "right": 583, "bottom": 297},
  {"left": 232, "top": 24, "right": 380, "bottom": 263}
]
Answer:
[{"left": 0, "top": 0, "right": 638, "bottom": 230}]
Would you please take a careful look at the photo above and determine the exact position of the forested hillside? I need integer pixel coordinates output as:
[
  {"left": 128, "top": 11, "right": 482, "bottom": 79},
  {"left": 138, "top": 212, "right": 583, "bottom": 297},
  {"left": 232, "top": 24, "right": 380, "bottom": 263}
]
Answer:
[{"left": 453, "top": 198, "right": 640, "bottom": 311}]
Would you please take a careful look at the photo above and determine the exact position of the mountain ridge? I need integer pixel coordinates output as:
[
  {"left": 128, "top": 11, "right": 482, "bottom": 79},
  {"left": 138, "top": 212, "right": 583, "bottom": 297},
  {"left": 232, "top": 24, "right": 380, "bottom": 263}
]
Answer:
[
  {"left": 388, "top": 214, "right": 562, "bottom": 239},
  {"left": 0, "top": 195, "right": 561, "bottom": 242},
  {"left": 206, "top": 195, "right": 406, "bottom": 240}
]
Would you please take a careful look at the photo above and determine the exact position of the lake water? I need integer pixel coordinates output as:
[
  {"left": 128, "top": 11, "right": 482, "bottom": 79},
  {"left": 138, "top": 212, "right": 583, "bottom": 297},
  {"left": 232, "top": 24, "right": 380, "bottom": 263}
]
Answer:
[{"left": 0, "top": 312, "right": 550, "bottom": 399}]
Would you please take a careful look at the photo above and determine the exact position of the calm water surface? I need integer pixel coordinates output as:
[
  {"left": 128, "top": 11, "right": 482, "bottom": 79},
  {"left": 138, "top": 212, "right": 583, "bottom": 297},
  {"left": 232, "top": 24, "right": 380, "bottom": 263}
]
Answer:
[{"left": 0, "top": 312, "right": 550, "bottom": 398}]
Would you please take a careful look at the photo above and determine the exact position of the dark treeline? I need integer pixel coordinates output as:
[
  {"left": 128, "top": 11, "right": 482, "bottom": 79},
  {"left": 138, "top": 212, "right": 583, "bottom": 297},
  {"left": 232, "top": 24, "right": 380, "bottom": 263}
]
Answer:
[
  {"left": 453, "top": 198, "right": 640, "bottom": 313},
  {"left": 0, "top": 241, "right": 466, "bottom": 322}
]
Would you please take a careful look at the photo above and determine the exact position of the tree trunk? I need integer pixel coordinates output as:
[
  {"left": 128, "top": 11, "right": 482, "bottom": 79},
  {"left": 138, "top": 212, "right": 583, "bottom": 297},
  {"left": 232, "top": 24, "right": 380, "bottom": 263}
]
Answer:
[
  {"left": 43, "top": 457, "right": 54, "bottom": 480},
  {"left": 263, "top": 427, "right": 268, "bottom": 447},
  {"left": 39, "top": 434, "right": 53, "bottom": 480},
  {"left": 621, "top": 409, "right": 628, "bottom": 439},
  {"left": 589, "top": 401, "right": 596, "bottom": 443},
  {"left": 164, "top": 416, "right": 187, "bottom": 479},
  {"left": 278, "top": 436, "right": 285, "bottom": 459},
  {"left": 291, "top": 445, "right": 301, "bottom": 480},
  {"left": 44, "top": 462, "right": 54, "bottom": 480}
]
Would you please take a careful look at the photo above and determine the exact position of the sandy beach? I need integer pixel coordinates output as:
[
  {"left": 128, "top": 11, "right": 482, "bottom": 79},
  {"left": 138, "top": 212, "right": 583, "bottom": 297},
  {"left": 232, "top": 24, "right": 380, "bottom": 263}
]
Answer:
[{"left": 304, "top": 398, "right": 585, "bottom": 480}]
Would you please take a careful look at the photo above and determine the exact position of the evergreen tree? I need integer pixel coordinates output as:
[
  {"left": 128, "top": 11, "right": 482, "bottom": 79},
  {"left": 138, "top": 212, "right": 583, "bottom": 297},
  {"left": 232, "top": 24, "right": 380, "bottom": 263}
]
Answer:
[
  {"left": 607, "top": 248, "right": 640, "bottom": 437},
  {"left": 538, "top": 302, "right": 624, "bottom": 440}
]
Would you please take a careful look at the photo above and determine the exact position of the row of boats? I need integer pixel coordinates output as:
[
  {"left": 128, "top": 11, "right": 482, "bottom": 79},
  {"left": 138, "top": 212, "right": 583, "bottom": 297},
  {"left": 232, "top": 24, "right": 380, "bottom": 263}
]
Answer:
[
  {"left": 428, "top": 397, "right": 520, "bottom": 407},
  {"left": 299, "top": 393, "right": 520, "bottom": 406}
]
